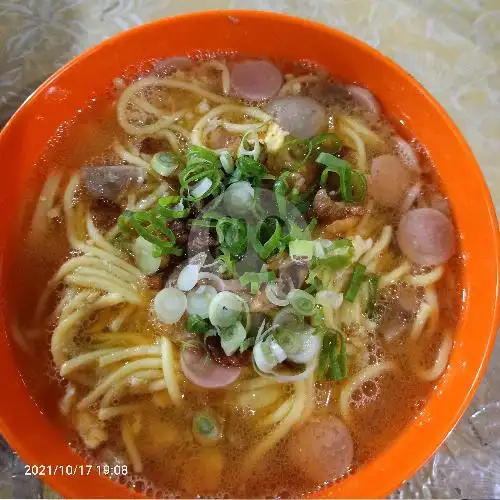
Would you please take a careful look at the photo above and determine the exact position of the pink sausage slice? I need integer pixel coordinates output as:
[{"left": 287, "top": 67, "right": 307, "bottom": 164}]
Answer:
[
  {"left": 346, "top": 85, "right": 380, "bottom": 118},
  {"left": 230, "top": 60, "right": 283, "bottom": 101},
  {"left": 181, "top": 347, "right": 241, "bottom": 389},
  {"left": 266, "top": 96, "right": 327, "bottom": 138},
  {"left": 369, "top": 154, "right": 412, "bottom": 208},
  {"left": 287, "top": 417, "right": 353, "bottom": 484},
  {"left": 397, "top": 208, "right": 456, "bottom": 266},
  {"left": 154, "top": 56, "right": 193, "bottom": 74}
]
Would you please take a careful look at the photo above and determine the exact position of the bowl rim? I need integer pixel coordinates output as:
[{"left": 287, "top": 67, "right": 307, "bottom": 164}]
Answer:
[{"left": 0, "top": 9, "right": 499, "bottom": 499}]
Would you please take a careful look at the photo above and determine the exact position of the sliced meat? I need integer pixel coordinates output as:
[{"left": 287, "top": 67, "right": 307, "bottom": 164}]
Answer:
[
  {"left": 188, "top": 227, "right": 217, "bottom": 256},
  {"left": 278, "top": 258, "right": 308, "bottom": 290},
  {"left": 169, "top": 219, "right": 189, "bottom": 246},
  {"left": 82, "top": 165, "right": 145, "bottom": 202},
  {"left": 287, "top": 417, "right": 353, "bottom": 484},
  {"left": 230, "top": 60, "right": 283, "bottom": 101},
  {"left": 222, "top": 279, "right": 247, "bottom": 293},
  {"left": 205, "top": 335, "right": 251, "bottom": 368},
  {"left": 313, "top": 188, "right": 366, "bottom": 221},
  {"left": 181, "top": 347, "right": 241, "bottom": 389},
  {"left": 369, "top": 155, "right": 412, "bottom": 208},
  {"left": 144, "top": 273, "right": 164, "bottom": 292},
  {"left": 265, "top": 96, "right": 326, "bottom": 139},
  {"left": 397, "top": 208, "right": 455, "bottom": 266},
  {"left": 346, "top": 85, "right": 380, "bottom": 118},
  {"left": 90, "top": 199, "right": 121, "bottom": 231},
  {"left": 250, "top": 289, "right": 278, "bottom": 314}
]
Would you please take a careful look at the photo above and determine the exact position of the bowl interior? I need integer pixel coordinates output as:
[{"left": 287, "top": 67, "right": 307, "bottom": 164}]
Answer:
[{"left": 0, "top": 10, "right": 498, "bottom": 499}]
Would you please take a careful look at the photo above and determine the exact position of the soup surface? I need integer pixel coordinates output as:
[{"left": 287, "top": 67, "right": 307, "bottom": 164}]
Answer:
[{"left": 12, "top": 55, "right": 462, "bottom": 498}]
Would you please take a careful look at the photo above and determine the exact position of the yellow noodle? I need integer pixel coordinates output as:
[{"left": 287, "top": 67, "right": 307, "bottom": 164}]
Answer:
[
  {"left": 30, "top": 173, "right": 62, "bottom": 236},
  {"left": 238, "top": 386, "right": 282, "bottom": 411},
  {"left": 134, "top": 183, "right": 170, "bottom": 210},
  {"left": 240, "top": 380, "right": 306, "bottom": 486},
  {"left": 223, "top": 122, "right": 264, "bottom": 133},
  {"left": 59, "top": 290, "right": 100, "bottom": 321},
  {"left": 411, "top": 332, "right": 452, "bottom": 381},
  {"left": 191, "top": 104, "right": 271, "bottom": 147},
  {"left": 99, "top": 345, "right": 161, "bottom": 367},
  {"left": 60, "top": 349, "right": 117, "bottom": 377},
  {"left": 51, "top": 293, "right": 126, "bottom": 366},
  {"left": 101, "top": 370, "right": 163, "bottom": 407},
  {"left": 98, "top": 404, "right": 145, "bottom": 421},
  {"left": 259, "top": 398, "right": 293, "bottom": 427},
  {"left": 406, "top": 266, "right": 444, "bottom": 287},
  {"left": 409, "top": 302, "right": 433, "bottom": 341},
  {"left": 155, "top": 129, "right": 181, "bottom": 153},
  {"left": 63, "top": 173, "right": 81, "bottom": 248},
  {"left": 121, "top": 418, "right": 143, "bottom": 473},
  {"left": 236, "top": 377, "right": 284, "bottom": 392},
  {"left": 340, "top": 361, "right": 396, "bottom": 420},
  {"left": 86, "top": 215, "right": 124, "bottom": 257},
  {"left": 201, "top": 60, "right": 231, "bottom": 94},
  {"left": 339, "top": 123, "right": 367, "bottom": 171},
  {"left": 113, "top": 142, "right": 150, "bottom": 168},
  {"left": 109, "top": 304, "right": 136, "bottom": 332},
  {"left": 160, "top": 337, "right": 181, "bottom": 406},
  {"left": 360, "top": 225, "right": 392, "bottom": 269},
  {"left": 379, "top": 261, "right": 412, "bottom": 289},
  {"left": 77, "top": 358, "right": 163, "bottom": 409}
]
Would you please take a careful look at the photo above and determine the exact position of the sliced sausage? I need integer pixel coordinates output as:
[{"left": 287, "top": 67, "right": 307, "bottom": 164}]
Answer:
[
  {"left": 230, "top": 60, "right": 283, "bottom": 101},
  {"left": 287, "top": 417, "right": 353, "bottom": 484},
  {"left": 181, "top": 347, "right": 241, "bottom": 389},
  {"left": 369, "top": 155, "right": 412, "bottom": 208},
  {"left": 346, "top": 85, "right": 380, "bottom": 118},
  {"left": 265, "top": 96, "right": 326, "bottom": 139},
  {"left": 82, "top": 165, "right": 145, "bottom": 202},
  {"left": 397, "top": 208, "right": 455, "bottom": 266}
]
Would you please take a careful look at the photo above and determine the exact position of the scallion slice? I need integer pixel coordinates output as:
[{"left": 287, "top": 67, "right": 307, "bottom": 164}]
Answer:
[
  {"left": 365, "top": 273, "right": 379, "bottom": 318},
  {"left": 219, "top": 321, "right": 247, "bottom": 356},
  {"left": 208, "top": 291, "right": 245, "bottom": 328},
  {"left": 287, "top": 289, "right": 316, "bottom": 316},
  {"left": 150, "top": 152, "right": 181, "bottom": 177},
  {"left": 345, "top": 263, "right": 367, "bottom": 302}
]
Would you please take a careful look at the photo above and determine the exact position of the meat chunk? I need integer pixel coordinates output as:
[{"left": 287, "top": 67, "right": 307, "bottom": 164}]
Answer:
[
  {"left": 278, "top": 258, "right": 308, "bottom": 290},
  {"left": 82, "top": 165, "right": 145, "bottom": 202},
  {"left": 205, "top": 335, "right": 250, "bottom": 368},
  {"left": 90, "top": 199, "right": 121, "bottom": 231},
  {"left": 74, "top": 411, "right": 108, "bottom": 450},
  {"left": 309, "top": 81, "right": 350, "bottom": 105},
  {"left": 169, "top": 219, "right": 189, "bottom": 246},
  {"left": 287, "top": 417, "right": 353, "bottom": 484},
  {"left": 188, "top": 227, "right": 217, "bottom": 256},
  {"left": 250, "top": 289, "right": 278, "bottom": 314},
  {"left": 208, "top": 127, "right": 240, "bottom": 152},
  {"left": 313, "top": 188, "right": 365, "bottom": 221},
  {"left": 139, "top": 137, "right": 170, "bottom": 155}
]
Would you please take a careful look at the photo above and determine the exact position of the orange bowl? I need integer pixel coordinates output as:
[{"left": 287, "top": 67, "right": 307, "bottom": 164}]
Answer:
[{"left": 0, "top": 10, "right": 498, "bottom": 499}]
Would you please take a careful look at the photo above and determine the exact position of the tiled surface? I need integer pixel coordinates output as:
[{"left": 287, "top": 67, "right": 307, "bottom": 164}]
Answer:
[{"left": 0, "top": 0, "right": 499, "bottom": 498}]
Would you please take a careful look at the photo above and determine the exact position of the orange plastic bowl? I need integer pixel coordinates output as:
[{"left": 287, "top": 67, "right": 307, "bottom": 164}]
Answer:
[{"left": 0, "top": 10, "right": 498, "bottom": 499}]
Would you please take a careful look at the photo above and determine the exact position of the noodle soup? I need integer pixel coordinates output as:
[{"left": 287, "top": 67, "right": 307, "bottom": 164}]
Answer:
[{"left": 14, "top": 56, "right": 461, "bottom": 498}]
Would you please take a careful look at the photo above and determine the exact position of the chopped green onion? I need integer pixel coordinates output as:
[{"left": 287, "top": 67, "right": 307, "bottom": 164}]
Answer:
[
  {"left": 274, "top": 171, "right": 303, "bottom": 218},
  {"left": 283, "top": 132, "right": 342, "bottom": 168},
  {"left": 275, "top": 326, "right": 320, "bottom": 364},
  {"left": 365, "top": 273, "right": 379, "bottom": 318},
  {"left": 253, "top": 335, "right": 287, "bottom": 373},
  {"left": 186, "top": 314, "right": 211, "bottom": 335},
  {"left": 338, "top": 333, "right": 347, "bottom": 378},
  {"left": 231, "top": 156, "right": 270, "bottom": 184},
  {"left": 215, "top": 217, "right": 247, "bottom": 256},
  {"left": 157, "top": 195, "right": 190, "bottom": 219},
  {"left": 179, "top": 145, "right": 223, "bottom": 201},
  {"left": 219, "top": 321, "right": 247, "bottom": 356},
  {"left": 239, "top": 336, "right": 255, "bottom": 353},
  {"left": 219, "top": 150, "right": 234, "bottom": 174},
  {"left": 316, "top": 152, "right": 367, "bottom": 203},
  {"left": 237, "top": 130, "right": 261, "bottom": 160},
  {"left": 287, "top": 289, "right": 316, "bottom": 316},
  {"left": 192, "top": 411, "right": 221, "bottom": 446},
  {"left": 208, "top": 291, "right": 245, "bottom": 328},
  {"left": 328, "top": 334, "right": 343, "bottom": 380},
  {"left": 118, "top": 210, "right": 182, "bottom": 257},
  {"left": 345, "top": 263, "right": 367, "bottom": 302},
  {"left": 288, "top": 239, "right": 316, "bottom": 260},
  {"left": 239, "top": 271, "right": 276, "bottom": 295},
  {"left": 288, "top": 218, "right": 318, "bottom": 241},
  {"left": 249, "top": 216, "right": 284, "bottom": 260},
  {"left": 320, "top": 239, "right": 354, "bottom": 269},
  {"left": 132, "top": 236, "right": 162, "bottom": 275},
  {"left": 150, "top": 151, "right": 181, "bottom": 177}
]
